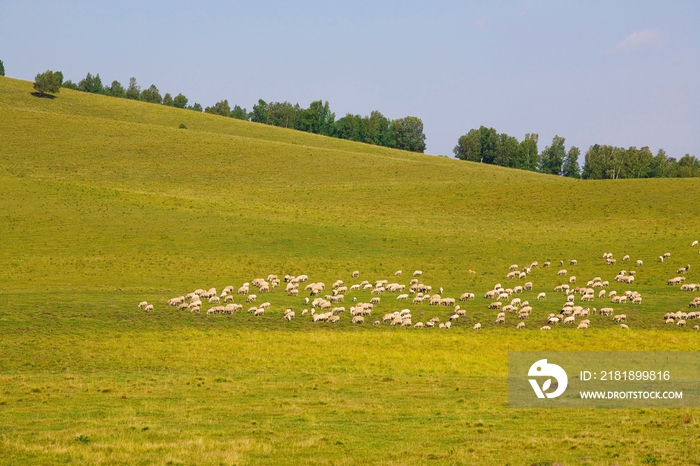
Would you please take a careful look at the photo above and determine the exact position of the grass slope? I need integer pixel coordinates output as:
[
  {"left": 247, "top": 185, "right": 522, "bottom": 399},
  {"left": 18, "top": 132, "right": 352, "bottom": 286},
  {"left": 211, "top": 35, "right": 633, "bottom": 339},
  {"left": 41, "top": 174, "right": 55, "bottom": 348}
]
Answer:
[{"left": 1, "top": 76, "right": 699, "bottom": 465}]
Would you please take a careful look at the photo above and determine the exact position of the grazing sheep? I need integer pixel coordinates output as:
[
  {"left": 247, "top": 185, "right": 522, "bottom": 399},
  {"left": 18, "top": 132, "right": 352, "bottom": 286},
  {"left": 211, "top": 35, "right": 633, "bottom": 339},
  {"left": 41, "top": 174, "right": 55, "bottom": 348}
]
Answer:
[
  {"left": 620, "top": 324, "right": 629, "bottom": 329},
  {"left": 138, "top": 301, "right": 148, "bottom": 309},
  {"left": 488, "top": 301, "right": 502, "bottom": 310},
  {"left": 676, "top": 319, "right": 686, "bottom": 327},
  {"left": 563, "top": 316, "right": 576, "bottom": 324},
  {"left": 516, "top": 322, "right": 525, "bottom": 329},
  {"left": 394, "top": 270, "right": 402, "bottom": 276},
  {"left": 622, "top": 255, "right": 630, "bottom": 261},
  {"left": 543, "top": 261, "right": 551, "bottom": 268},
  {"left": 414, "top": 322, "right": 424, "bottom": 328},
  {"left": 558, "top": 269, "right": 567, "bottom": 276},
  {"left": 246, "top": 294, "right": 257, "bottom": 303},
  {"left": 570, "top": 259, "right": 577, "bottom": 265},
  {"left": 473, "top": 323, "right": 482, "bottom": 330},
  {"left": 352, "top": 270, "right": 360, "bottom": 278},
  {"left": 577, "top": 322, "right": 589, "bottom": 329},
  {"left": 444, "top": 321, "right": 451, "bottom": 329},
  {"left": 547, "top": 316, "right": 560, "bottom": 324},
  {"left": 144, "top": 304, "right": 154, "bottom": 312},
  {"left": 540, "top": 326, "right": 551, "bottom": 330},
  {"left": 612, "top": 314, "right": 626, "bottom": 322},
  {"left": 412, "top": 270, "right": 423, "bottom": 277},
  {"left": 537, "top": 292, "right": 547, "bottom": 300}
]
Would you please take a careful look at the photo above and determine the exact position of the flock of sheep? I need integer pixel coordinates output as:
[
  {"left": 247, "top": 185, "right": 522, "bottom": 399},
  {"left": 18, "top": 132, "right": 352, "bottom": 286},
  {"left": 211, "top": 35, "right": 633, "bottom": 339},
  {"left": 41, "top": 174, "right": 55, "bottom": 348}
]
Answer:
[{"left": 137, "top": 241, "right": 700, "bottom": 332}]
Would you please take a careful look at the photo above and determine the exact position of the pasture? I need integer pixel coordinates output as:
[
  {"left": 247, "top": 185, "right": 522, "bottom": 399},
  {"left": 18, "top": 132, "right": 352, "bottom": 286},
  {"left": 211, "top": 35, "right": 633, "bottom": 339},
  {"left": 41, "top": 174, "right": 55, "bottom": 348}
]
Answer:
[{"left": 1, "top": 77, "right": 699, "bottom": 465}]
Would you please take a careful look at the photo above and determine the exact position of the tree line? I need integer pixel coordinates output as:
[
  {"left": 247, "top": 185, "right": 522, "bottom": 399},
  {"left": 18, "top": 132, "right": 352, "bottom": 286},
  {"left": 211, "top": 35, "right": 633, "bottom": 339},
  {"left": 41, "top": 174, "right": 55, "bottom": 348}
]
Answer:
[
  {"left": 43, "top": 70, "right": 427, "bottom": 153},
  {"left": 454, "top": 126, "right": 699, "bottom": 179}
]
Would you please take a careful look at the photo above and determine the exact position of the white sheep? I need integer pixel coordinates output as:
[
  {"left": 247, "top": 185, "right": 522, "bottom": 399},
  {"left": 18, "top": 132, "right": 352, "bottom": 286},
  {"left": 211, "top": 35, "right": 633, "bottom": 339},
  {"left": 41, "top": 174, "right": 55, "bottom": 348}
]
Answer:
[
  {"left": 537, "top": 292, "right": 546, "bottom": 300},
  {"left": 516, "top": 322, "right": 525, "bottom": 329},
  {"left": 473, "top": 323, "right": 481, "bottom": 330},
  {"left": 412, "top": 270, "right": 423, "bottom": 277},
  {"left": 620, "top": 324, "right": 629, "bottom": 329},
  {"left": 144, "top": 304, "right": 154, "bottom": 312},
  {"left": 351, "top": 315, "right": 364, "bottom": 324},
  {"left": 138, "top": 301, "right": 148, "bottom": 309},
  {"left": 540, "top": 325, "right": 551, "bottom": 330}
]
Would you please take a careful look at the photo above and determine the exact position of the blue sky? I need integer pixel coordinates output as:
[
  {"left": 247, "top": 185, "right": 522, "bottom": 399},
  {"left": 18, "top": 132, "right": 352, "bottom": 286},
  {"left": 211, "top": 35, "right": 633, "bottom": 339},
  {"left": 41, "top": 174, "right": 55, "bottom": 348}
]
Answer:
[{"left": 1, "top": 0, "right": 698, "bottom": 158}]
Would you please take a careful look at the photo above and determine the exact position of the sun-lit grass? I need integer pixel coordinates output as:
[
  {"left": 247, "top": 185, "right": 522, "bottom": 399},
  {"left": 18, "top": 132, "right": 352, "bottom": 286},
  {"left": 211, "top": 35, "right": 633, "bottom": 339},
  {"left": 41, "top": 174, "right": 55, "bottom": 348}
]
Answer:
[{"left": 1, "top": 76, "right": 699, "bottom": 464}]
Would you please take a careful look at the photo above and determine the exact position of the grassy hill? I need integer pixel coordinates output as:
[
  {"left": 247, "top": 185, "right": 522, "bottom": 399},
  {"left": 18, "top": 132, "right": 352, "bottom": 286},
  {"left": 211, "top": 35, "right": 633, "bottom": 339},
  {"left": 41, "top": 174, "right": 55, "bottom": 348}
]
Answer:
[{"left": 1, "top": 76, "right": 699, "bottom": 465}]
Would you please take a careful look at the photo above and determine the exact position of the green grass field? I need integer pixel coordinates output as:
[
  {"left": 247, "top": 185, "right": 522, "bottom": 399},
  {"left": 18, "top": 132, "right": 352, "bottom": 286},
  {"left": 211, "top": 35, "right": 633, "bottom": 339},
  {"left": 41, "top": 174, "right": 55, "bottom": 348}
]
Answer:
[{"left": 1, "top": 76, "right": 699, "bottom": 465}]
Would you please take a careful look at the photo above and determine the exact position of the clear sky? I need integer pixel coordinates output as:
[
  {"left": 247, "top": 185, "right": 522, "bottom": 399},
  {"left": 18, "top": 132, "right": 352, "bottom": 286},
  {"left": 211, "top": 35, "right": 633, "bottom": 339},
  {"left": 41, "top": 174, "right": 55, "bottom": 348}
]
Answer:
[{"left": 1, "top": 0, "right": 698, "bottom": 158}]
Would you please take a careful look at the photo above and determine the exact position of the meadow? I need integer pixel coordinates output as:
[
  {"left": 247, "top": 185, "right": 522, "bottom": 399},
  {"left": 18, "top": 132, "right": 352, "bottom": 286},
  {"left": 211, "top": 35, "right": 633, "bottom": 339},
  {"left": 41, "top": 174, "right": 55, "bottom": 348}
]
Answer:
[{"left": 1, "top": 76, "right": 699, "bottom": 465}]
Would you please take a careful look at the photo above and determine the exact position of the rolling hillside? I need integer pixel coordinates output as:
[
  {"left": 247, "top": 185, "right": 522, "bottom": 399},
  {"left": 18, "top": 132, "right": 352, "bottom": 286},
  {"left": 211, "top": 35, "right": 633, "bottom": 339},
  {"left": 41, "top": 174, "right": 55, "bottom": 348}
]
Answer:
[{"left": 1, "top": 76, "right": 699, "bottom": 465}]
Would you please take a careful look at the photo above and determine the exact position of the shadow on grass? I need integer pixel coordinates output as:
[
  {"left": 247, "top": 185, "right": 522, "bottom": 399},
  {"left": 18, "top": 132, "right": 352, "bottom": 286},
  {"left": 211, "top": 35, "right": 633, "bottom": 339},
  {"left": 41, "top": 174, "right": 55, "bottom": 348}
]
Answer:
[{"left": 31, "top": 92, "right": 56, "bottom": 99}]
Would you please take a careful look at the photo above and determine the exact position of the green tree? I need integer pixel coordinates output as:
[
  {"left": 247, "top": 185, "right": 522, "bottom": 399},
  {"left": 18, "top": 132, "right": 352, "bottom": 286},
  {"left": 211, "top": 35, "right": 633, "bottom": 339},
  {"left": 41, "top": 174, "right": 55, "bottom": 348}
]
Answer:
[
  {"left": 173, "top": 93, "right": 188, "bottom": 109},
  {"left": 335, "top": 114, "right": 363, "bottom": 142},
  {"left": 266, "top": 101, "right": 300, "bottom": 128},
  {"left": 539, "top": 135, "right": 566, "bottom": 175},
  {"left": 453, "top": 128, "right": 481, "bottom": 161},
  {"left": 0, "top": 59, "right": 4, "bottom": 76},
  {"left": 162, "top": 93, "right": 174, "bottom": 106},
  {"left": 33, "top": 70, "right": 62, "bottom": 97},
  {"left": 650, "top": 149, "right": 671, "bottom": 178},
  {"left": 299, "top": 100, "right": 336, "bottom": 136},
  {"left": 677, "top": 154, "right": 700, "bottom": 178},
  {"left": 391, "top": 116, "right": 426, "bottom": 153},
  {"left": 621, "top": 146, "right": 653, "bottom": 179},
  {"left": 230, "top": 104, "right": 249, "bottom": 120},
  {"left": 78, "top": 72, "right": 103, "bottom": 94},
  {"left": 189, "top": 103, "right": 203, "bottom": 112},
  {"left": 520, "top": 133, "right": 539, "bottom": 171},
  {"left": 125, "top": 78, "right": 140, "bottom": 100},
  {"left": 140, "top": 84, "right": 162, "bottom": 104},
  {"left": 251, "top": 99, "right": 269, "bottom": 123},
  {"left": 204, "top": 99, "right": 231, "bottom": 116},
  {"left": 125, "top": 77, "right": 141, "bottom": 100},
  {"left": 359, "top": 110, "right": 390, "bottom": 146},
  {"left": 493, "top": 133, "right": 520, "bottom": 168},
  {"left": 62, "top": 80, "right": 78, "bottom": 90},
  {"left": 562, "top": 146, "right": 581, "bottom": 178},
  {"left": 104, "top": 80, "right": 125, "bottom": 98}
]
